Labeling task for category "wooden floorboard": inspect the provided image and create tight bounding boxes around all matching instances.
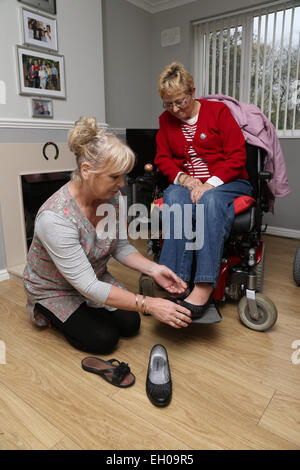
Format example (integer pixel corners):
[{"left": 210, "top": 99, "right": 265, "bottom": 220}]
[{"left": 0, "top": 234, "right": 300, "bottom": 450}]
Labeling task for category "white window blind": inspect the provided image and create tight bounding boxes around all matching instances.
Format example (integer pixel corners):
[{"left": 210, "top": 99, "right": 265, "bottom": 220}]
[{"left": 193, "top": 1, "right": 300, "bottom": 136}]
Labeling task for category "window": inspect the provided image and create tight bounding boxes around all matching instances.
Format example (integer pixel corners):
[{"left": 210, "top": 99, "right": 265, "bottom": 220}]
[{"left": 193, "top": 1, "right": 300, "bottom": 136}]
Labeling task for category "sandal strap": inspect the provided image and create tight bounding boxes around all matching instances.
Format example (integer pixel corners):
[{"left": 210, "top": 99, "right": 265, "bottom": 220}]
[
  {"left": 110, "top": 361, "right": 131, "bottom": 385},
  {"left": 107, "top": 358, "right": 121, "bottom": 366}
]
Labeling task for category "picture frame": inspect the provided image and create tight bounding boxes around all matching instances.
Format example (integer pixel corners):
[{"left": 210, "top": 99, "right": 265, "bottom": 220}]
[
  {"left": 17, "top": 46, "right": 66, "bottom": 99},
  {"left": 31, "top": 98, "right": 53, "bottom": 118},
  {"left": 18, "top": 0, "right": 56, "bottom": 15},
  {"left": 22, "top": 8, "right": 58, "bottom": 52}
]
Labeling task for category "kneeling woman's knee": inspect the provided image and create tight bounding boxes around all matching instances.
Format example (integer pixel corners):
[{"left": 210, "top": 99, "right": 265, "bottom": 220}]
[
  {"left": 65, "top": 326, "right": 119, "bottom": 355},
  {"left": 123, "top": 311, "right": 141, "bottom": 337},
  {"left": 90, "top": 328, "right": 120, "bottom": 354},
  {"left": 114, "top": 310, "right": 141, "bottom": 337}
]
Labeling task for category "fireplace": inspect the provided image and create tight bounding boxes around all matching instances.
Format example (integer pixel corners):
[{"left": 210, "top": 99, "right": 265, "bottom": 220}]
[
  {"left": 0, "top": 141, "right": 75, "bottom": 279},
  {"left": 22, "top": 171, "right": 72, "bottom": 250}
]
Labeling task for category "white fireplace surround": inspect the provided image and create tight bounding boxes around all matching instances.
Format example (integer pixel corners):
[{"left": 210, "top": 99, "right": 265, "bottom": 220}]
[
  {"left": 0, "top": 120, "right": 127, "bottom": 281},
  {"left": 0, "top": 141, "right": 76, "bottom": 280}
]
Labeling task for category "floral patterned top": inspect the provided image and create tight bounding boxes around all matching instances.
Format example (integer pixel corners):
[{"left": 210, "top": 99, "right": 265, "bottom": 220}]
[{"left": 23, "top": 182, "right": 137, "bottom": 327}]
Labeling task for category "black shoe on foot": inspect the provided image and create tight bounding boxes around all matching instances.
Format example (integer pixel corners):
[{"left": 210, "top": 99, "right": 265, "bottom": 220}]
[
  {"left": 166, "top": 295, "right": 222, "bottom": 324},
  {"left": 181, "top": 295, "right": 213, "bottom": 320},
  {"left": 146, "top": 344, "right": 172, "bottom": 407}
]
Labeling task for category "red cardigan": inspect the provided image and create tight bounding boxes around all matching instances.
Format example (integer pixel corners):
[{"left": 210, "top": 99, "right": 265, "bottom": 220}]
[{"left": 154, "top": 99, "right": 248, "bottom": 184}]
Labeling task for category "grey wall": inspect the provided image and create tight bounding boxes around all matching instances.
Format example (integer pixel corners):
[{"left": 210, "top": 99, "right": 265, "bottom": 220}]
[
  {"left": 0, "top": 0, "right": 107, "bottom": 271},
  {"left": 0, "top": 0, "right": 298, "bottom": 273},
  {"left": 264, "top": 139, "right": 300, "bottom": 231},
  {"left": 149, "top": 0, "right": 281, "bottom": 125},
  {"left": 0, "top": 0, "right": 106, "bottom": 123},
  {"left": 149, "top": 0, "right": 299, "bottom": 231},
  {"left": 102, "top": 0, "right": 152, "bottom": 128},
  {"left": 103, "top": 0, "right": 283, "bottom": 128}
]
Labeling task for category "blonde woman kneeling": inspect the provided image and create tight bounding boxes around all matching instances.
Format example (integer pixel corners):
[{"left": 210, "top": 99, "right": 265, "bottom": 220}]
[{"left": 23, "top": 117, "right": 191, "bottom": 354}]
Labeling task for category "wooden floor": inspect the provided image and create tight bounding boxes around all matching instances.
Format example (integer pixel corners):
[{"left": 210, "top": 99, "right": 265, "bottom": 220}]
[{"left": 0, "top": 235, "right": 300, "bottom": 450}]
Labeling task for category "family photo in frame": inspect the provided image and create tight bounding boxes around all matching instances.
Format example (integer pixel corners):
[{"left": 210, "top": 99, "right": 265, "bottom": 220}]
[
  {"left": 22, "top": 8, "right": 58, "bottom": 52},
  {"left": 17, "top": 46, "right": 65, "bottom": 99},
  {"left": 31, "top": 98, "right": 53, "bottom": 118}
]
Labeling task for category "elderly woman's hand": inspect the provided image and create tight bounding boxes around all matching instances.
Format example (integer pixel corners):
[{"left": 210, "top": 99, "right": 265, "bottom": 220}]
[
  {"left": 149, "top": 264, "right": 187, "bottom": 295},
  {"left": 184, "top": 176, "right": 202, "bottom": 191},
  {"left": 190, "top": 182, "right": 214, "bottom": 204}
]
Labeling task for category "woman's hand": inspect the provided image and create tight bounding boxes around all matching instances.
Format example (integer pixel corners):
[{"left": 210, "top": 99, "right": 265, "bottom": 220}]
[
  {"left": 149, "top": 264, "right": 187, "bottom": 295},
  {"left": 183, "top": 177, "right": 214, "bottom": 204},
  {"left": 146, "top": 297, "right": 192, "bottom": 329},
  {"left": 190, "top": 182, "right": 214, "bottom": 204},
  {"left": 184, "top": 176, "right": 202, "bottom": 192}
]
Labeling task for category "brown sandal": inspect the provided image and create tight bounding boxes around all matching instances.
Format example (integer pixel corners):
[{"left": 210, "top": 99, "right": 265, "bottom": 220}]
[{"left": 81, "top": 357, "right": 135, "bottom": 388}]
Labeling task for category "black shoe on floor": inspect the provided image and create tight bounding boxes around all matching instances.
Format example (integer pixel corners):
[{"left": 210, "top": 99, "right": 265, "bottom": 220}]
[{"left": 146, "top": 344, "right": 172, "bottom": 407}]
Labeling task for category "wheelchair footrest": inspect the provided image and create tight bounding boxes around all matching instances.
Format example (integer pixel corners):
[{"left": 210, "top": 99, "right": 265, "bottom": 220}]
[{"left": 192, "top": 302, "right": 222, "bottom": 324}]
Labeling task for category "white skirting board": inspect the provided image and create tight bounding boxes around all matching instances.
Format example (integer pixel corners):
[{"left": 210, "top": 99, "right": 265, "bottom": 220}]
[
  {"left": 0, "top": 269, "right": 9, "bottom": 282},
  {"left": 265, "top": 225, "right": 300, "bottom": 240}
]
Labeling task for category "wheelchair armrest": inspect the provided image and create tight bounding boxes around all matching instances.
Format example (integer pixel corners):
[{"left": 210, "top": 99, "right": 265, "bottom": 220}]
[{"left": 258, "top": 170, "right": 273, "bottom": 180}]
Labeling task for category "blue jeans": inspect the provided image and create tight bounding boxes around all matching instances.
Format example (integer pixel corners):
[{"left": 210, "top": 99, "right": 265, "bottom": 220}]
[{"left": 159, "top": 179, "right": 253, "bottom": 287}]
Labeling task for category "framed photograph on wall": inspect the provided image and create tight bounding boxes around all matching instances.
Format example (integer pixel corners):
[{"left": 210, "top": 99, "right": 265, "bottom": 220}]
[
  {"left": 17, "top": 46, "right": 66, "bottom": 99},
  {"left": 18, "top": 0, "right": 56, "bottom": 15},
  {"left": 32, "top": 98, "right": 53, "bottom": 118},
  {"left": 22, "top": 8, "right": 58, "bottom": 52}
]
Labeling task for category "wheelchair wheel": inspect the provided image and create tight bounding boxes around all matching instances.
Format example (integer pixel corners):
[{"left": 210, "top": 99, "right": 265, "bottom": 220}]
[
  {"left": 238, "top": 293, "right": 277, "bottom": 332},
  {"left": 293, "top": 243, "right": 300, "bottom": 286}
]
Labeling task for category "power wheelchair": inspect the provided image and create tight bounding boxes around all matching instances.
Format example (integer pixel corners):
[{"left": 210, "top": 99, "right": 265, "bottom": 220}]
[{"left": 132, "top": 142, "right": 278, "bottom": 332}]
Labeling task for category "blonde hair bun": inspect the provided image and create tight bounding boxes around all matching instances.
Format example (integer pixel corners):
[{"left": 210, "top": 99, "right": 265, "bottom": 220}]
[
  {"left": 68, "top": 115, "right": 135, "bottom": 183},
  {"left": 68, "top": 116, "right": 99, "bottom": 156}
]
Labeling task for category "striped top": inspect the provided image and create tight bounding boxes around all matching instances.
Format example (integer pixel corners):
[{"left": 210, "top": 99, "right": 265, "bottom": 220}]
[{"left": 181, "top": 117, "right": 210, "bottom": 179}]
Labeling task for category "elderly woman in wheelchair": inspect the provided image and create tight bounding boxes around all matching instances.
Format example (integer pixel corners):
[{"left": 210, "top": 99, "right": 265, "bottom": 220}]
[{"left": 140, "top": 61, "right": 277, "bottom": 331}]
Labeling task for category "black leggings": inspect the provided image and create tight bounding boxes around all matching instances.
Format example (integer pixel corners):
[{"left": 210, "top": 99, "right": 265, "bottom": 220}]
[{"left": 35, "top": 303, "right": 141, "bottom": 354}]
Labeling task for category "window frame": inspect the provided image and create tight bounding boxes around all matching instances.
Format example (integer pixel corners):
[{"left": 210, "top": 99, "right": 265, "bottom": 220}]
[{"left": 192, "top": 0, "right": 300, "bottom": 138}]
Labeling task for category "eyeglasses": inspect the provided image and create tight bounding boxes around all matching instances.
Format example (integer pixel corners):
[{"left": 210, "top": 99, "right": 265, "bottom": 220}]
[{"left": 162, "top": 95, "right": 190, "bottom": 110}]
